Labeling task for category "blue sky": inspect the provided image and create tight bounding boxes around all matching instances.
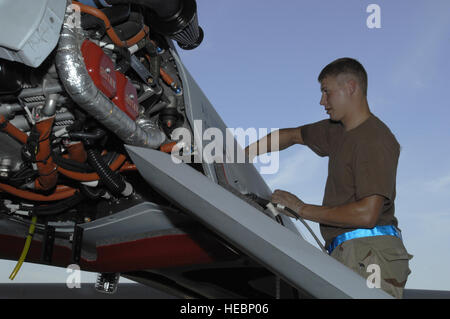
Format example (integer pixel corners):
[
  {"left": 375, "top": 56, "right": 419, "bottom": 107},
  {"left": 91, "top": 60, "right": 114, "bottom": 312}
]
[{"left": 1, "top": 0, "right": 449, "bottom": 292}]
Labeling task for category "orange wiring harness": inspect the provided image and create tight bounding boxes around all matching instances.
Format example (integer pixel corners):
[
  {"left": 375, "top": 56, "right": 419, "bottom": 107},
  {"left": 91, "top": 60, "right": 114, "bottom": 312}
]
[
  {"left": 0, "top": 153, "right": 129, "bottom": 200},
  {"left": 0, "top": 115, "right": 130, "bottom": 200},
  {"left": 34, "top": 117, "right": 59, "bottom": 191},
  {"left": 0, "top": 183, "right": 77, "bottom": 202}
]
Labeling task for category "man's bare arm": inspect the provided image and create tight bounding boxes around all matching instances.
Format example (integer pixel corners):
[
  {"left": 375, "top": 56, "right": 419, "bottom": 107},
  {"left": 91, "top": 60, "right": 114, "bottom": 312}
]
[
  {"left": 272, "top": 190, "right": 384, "bottom": 229},
  {"left": 300, "top": 195, "right": 384, "bottom": 228},
  {"left": 245, "top": 127, "right": 304, "bottom": 160}
]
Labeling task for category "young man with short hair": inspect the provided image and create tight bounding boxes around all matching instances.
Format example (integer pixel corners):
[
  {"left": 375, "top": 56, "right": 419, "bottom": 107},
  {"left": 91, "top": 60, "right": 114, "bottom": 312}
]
[{"left": 246, "top": 57, "right": 412, "bottom": 298}]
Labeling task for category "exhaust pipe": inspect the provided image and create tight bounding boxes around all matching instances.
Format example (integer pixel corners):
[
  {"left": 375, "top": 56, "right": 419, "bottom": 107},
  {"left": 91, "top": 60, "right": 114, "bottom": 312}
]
[{"left": 55, "top": 3, "right": 166, "bottom": 149}]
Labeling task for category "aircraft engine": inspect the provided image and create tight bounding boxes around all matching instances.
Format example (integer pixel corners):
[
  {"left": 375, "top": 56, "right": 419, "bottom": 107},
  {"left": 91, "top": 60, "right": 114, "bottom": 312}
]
[{"left": 0, "top": 0, "right": 201, "bottom": 222}]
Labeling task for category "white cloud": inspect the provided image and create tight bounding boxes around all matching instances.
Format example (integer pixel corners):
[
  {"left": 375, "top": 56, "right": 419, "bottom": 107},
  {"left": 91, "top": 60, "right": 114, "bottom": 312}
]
[{"left": 425, "top": 173, "right": 450, "bottom": 193}]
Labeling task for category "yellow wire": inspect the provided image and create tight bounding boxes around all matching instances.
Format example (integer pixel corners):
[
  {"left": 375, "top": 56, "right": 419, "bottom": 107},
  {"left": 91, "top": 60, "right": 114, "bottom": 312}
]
[{"left": 9, "top": 216, "right": 37, "bottom": 280}]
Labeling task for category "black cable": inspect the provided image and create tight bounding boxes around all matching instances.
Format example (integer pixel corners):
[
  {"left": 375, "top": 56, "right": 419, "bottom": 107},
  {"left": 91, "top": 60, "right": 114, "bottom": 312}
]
[
  {"left": 28, "top": 193, "right": 85, "bottom": 217},
  {"left": 51, "top": 151, "right": 93, "bottom": 173},
  {"left": 69, "top": 129, "right": 106, "bottom": 141},
  {"left": 22, "top": 127, "right": 40, "bottom": 163},
  {"left": 277, "top": 205, "right": 327, "bottom": 254},
  {"left": 8, "top": 165, "right": 37, "bottom": 183},
  {"left": 86, "top": 147, "right": 126, "bottom": 196},
  {"left": 51, "top": 149, "right": 117, "bottom": 173},
  {"left": 113, "top": 45, "right": 131, "bottom": 73},
  {"left": 145, "top": 39, "right": 161, "bottom": 83}
]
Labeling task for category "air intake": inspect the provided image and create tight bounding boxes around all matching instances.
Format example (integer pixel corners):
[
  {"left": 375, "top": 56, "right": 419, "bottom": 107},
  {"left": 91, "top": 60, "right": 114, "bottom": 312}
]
[
  {"left": 104, "top": 0, "right": 204, "bottom": 50},
  {"left": 145, "top": 0, "right": 203, "bottom": 50}
]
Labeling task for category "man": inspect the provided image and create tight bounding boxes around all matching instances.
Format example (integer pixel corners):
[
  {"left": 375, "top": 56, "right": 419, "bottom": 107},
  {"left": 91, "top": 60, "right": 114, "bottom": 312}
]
[{"left": 245, "top": 58, "right": 412, "bottom": 298}]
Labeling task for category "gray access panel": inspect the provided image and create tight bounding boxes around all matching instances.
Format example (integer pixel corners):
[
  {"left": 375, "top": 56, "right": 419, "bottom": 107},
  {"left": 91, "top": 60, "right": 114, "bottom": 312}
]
[
  {"left": 126, "top": 145, "right": 392, "bottom": 299},
  {"left": 0, "top": 0, "right": 66, "bottom": 67}
]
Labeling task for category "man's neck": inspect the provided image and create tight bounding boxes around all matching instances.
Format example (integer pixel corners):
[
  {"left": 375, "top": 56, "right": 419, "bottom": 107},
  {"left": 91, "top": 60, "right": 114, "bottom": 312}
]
[{"left": 342, "top": 100, "right": 371, "bottom": 131}]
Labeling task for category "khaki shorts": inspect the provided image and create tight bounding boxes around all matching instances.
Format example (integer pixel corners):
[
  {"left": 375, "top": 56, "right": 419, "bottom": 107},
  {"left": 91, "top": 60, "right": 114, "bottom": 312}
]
[{"left": 330, "top": 235, "right": 413, "bottom": 298}]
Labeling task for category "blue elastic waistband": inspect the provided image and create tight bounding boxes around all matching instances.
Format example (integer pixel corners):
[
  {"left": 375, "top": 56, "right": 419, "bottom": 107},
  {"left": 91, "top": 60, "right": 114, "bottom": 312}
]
[{"left": 327, "top": 225, "right": 400, "bottom": 255}]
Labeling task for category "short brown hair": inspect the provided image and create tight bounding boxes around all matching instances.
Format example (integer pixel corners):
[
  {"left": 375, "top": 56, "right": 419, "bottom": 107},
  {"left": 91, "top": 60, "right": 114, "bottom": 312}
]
[{"left": 318, "top": 58, "right": 368, "bottom": 96}]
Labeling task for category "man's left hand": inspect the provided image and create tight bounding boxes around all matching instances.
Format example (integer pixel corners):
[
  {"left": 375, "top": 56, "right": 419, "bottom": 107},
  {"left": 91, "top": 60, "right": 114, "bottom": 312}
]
[{"left": 271, "top": 189, "right": 305, "bottom": 217}]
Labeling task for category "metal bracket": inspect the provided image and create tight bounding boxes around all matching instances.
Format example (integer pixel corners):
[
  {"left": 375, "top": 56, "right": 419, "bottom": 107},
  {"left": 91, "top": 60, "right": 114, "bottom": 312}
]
[
  {"left": 40, "top": 224, "right": 55, "bottom": 264},
  {"left": 71, "top": 225, "right": 83, "bottom": 265}
]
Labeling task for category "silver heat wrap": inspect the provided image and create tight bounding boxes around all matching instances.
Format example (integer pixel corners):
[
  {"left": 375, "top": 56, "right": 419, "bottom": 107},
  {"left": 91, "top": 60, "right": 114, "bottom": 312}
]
[{"left": 55, "top": 4, "right": 166, "bottom": 149}]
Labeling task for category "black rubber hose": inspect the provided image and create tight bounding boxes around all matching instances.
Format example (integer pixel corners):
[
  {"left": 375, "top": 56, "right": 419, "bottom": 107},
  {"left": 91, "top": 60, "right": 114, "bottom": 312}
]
[
  {"left": 86, "top": 147, "right": 126, "bottom": 196},
  {"left": 113, "top": 45, "right": 131, "bottom": 73},
  {"left": 31, "top": 193, "right": 85, "bottom": 216},
  {"left": 145, "top": 40, "right": 160, "bottom": 82},
  {"left": 81, "top": 4, "right": 131, "bottom": 29},
  {"left": 51, "top": 150, "right": 116, "bottom": 173},
  {"left": 109, "top": 12, "right": 144, "bottom": 42},
  {"left": 69, "top": 129, "right": 106, "bottom": 141},
  {"left": 105, "top": 0, "right": 181, "bottom": 19}
]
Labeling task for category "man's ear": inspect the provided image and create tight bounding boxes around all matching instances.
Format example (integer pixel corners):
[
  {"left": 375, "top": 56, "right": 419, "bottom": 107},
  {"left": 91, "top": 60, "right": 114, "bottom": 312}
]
[{"left": 346, "top": 78, "right": 358, "bottom": 96}]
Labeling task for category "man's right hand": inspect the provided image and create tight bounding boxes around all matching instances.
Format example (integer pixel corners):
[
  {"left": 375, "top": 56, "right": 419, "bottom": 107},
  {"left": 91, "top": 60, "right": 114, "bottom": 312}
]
[{"left": 244, "top": 127, "right": 304, "bottom": 163}]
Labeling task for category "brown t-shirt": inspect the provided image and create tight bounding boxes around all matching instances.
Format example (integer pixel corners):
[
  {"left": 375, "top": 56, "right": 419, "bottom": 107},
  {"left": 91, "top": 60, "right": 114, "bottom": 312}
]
[{"left": 301, "top": 114, "right": 400, "bottom": 247}]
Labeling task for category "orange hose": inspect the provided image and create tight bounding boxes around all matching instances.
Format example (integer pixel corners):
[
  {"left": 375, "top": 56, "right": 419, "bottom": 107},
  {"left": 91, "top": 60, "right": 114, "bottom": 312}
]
[
  {"left": 160, "top": 141, "right": 177, "bottom": 153},
  {"left": 0, "top": 183, "right": 77, "bottom": 202},
  {"left": 55, "top": 185, "right": 73, "bottom": 193},
  {"left": 72, "top": 1, "right": 148, "bottom": 47},
  {"left": 160, "top": 68, "right": 176, "bottom": 87},
  {"left": 119, "top": 162, "right": 137, "bottom": 172},
  {"left": 0, "top": 115, "right": 28, "bottom": 144},
  {"left": 34, "top": 117, "right": 58, "bottom": 191},
  {"left": 67, "top": 142, "right": 88, "bottom": 163},
  {"left": 57, "top": 154, "right": 127, "bottom": 182}
]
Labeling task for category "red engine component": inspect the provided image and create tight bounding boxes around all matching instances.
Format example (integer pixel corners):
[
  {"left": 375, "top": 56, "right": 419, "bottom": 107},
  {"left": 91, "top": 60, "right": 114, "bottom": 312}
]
[
  {"left": 81, "top": 39, "right": 139, "bottom": 120},
  {"left": 113, "top": 71, "right": 139, "bottom": 120},
  {"left": 81, "top": 40, "right": 117, "bottom": 98}
]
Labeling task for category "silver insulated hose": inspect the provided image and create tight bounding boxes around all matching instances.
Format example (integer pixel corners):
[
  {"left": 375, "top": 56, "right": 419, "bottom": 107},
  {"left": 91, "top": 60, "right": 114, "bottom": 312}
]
[{"left": 55, "top": 3, "right": 166, "bottom": 149}]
